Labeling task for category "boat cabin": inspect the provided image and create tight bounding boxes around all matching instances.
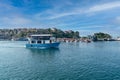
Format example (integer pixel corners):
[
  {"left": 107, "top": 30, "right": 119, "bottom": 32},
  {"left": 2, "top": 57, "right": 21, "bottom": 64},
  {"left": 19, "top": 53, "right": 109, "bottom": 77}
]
[{"left": 28, "top": 34, "right": 56, "bottom": 44}]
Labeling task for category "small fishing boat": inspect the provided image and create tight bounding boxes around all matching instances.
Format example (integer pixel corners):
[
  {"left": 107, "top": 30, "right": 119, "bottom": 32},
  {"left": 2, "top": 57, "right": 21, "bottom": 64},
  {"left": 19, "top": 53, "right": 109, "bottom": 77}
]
[
  {"left": 26, "top": 34, "right": 60, "bottom": 49},
  {"left": 85, "top": 39, "right": 91, "bottom": 43}
]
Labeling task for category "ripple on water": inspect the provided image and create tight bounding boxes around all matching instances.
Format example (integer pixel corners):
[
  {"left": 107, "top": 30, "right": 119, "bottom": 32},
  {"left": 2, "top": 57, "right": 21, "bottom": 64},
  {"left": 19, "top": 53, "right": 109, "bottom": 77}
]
[{"left": 0, "top": 41, "right": 120, "bottom": 79}]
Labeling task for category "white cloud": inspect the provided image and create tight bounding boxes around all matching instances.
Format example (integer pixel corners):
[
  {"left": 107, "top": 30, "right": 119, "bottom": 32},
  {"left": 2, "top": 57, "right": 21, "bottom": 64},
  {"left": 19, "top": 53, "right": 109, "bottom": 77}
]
[
  {"left": 35, "top": 1, "right": 120, "bottom": 20},
  {"left": 116, "top": 16, "right": 120, "bottom": 23},
  {"left": 34, "top": 9, "right": 82, "bottom": 20},
  {"left": 1, "top": 17, "right": 31, "bottom": 25},
  {"left": 111, "top": 16, "right": 120, "bottom": 25},
  {"left": 0, "top": 3, "right": 13, "bottom": 10},
  {"left": 87, "top": 1, "right": 120, "bottom": 13},
  {"left": 48, "top": 11, "right": 81, "bottom": 19}
]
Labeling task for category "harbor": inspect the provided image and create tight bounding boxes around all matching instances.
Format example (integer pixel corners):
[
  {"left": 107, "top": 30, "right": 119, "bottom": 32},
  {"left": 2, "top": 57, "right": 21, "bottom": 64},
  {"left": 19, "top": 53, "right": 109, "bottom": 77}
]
[{"left": 0, "top": 0, "right": 120, "bottom": 79}]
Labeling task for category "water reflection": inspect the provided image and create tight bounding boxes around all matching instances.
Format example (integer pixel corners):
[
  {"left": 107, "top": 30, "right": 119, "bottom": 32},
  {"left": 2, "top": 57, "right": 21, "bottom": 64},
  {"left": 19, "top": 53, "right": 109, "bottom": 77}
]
[
  {"left": 92, "top": 42, "right": 107, "bottom": 48},
  {"left": 28, "top": 48, "right": 59, "bottom": 53},
  {"left": 27, "top": 48, "right": 60, "bottom": 61}
]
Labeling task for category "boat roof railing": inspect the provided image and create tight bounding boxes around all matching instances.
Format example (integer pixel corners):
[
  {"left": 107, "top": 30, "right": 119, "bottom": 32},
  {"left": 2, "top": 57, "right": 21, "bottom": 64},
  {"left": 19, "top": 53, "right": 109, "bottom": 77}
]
[{"left": 30, "top": 34, "right": 52, "bottom": 37}]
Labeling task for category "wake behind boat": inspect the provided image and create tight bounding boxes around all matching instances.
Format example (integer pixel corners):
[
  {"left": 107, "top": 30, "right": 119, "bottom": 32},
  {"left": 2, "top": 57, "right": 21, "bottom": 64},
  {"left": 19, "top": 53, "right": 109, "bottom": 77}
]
[{"left": 26, "top": 34, "right": 60, "bottom": 49}]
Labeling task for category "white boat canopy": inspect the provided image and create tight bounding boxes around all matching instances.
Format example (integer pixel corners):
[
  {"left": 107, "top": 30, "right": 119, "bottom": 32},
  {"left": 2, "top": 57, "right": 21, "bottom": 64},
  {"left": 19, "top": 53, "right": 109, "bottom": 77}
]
[{"left": 30, "top": 34, "right": 52, "bottom": 37}]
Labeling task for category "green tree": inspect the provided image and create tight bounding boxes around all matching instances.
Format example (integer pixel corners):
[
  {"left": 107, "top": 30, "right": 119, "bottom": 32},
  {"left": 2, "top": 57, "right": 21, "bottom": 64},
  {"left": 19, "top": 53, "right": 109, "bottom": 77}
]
[{"left": 93, "top": 32, "right": 112, "bottom": 39}]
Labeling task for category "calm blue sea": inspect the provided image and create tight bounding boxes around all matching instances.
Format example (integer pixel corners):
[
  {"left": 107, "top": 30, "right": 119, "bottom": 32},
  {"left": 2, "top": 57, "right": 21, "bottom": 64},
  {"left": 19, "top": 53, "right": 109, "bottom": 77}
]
[{"left": 0, "top": 41, "right": 120, "bottom": 80}]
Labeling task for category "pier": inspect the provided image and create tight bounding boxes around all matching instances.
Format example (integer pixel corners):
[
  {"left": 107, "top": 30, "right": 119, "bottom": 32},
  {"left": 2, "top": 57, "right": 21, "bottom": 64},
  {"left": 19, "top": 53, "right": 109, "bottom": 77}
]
[{"left": 57, "top": 38, "right": 91, "bottom": 43}]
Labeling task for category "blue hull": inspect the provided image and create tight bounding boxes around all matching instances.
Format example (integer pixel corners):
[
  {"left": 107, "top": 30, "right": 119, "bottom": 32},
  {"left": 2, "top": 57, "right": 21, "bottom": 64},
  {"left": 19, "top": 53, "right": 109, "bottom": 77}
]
[{"left": 26, "top": 42, "right": 60, "bottom": 49}]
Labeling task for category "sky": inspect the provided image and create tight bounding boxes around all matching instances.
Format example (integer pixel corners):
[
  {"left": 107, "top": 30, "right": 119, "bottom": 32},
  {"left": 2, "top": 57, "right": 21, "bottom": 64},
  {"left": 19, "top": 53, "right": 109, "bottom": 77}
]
[{"left": 0, "top": 0, "right": 120, "bottom": 36}]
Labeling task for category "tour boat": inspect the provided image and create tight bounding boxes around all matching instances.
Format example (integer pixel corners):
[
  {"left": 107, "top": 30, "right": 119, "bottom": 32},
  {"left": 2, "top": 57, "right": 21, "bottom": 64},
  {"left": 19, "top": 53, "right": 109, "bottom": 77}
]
[{"left": 26, "top": 34, "right": 60, "bottom": 49}]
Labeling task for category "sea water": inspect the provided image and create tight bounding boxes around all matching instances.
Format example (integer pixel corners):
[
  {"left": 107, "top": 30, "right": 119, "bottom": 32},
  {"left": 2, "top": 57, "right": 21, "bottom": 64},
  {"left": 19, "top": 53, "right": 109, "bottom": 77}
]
[{"left": 0, "top": 41, "right": 120, "bottom": 80}]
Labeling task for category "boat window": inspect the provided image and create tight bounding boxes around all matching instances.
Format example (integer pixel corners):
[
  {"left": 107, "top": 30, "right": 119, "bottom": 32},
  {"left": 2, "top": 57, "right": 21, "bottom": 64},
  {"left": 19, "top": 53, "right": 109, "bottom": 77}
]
[
  {"left": 43, "top": 40, "right": 45, "bottom": 44},
  {"left": 50, "top": 40, "right": 52, "bottom": 43},
  {"left": 31, "top": 41, "right": 36, "bottom": 43},
  {"left": 37, "top": 41, "right": 41, "bottom": 43}
]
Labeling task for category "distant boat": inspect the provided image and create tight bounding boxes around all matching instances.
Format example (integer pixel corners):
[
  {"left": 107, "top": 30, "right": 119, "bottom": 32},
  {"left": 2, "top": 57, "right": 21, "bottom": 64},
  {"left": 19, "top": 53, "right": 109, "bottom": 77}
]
[
  {"left": 84, "top": 39, "right": 91, "bottom": 43},
  {"left": 26, "top": 34, "right": 60, "bottom": 49},
  {"left": 86, "top": 40, "right": 91, "bottom": 43}
]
